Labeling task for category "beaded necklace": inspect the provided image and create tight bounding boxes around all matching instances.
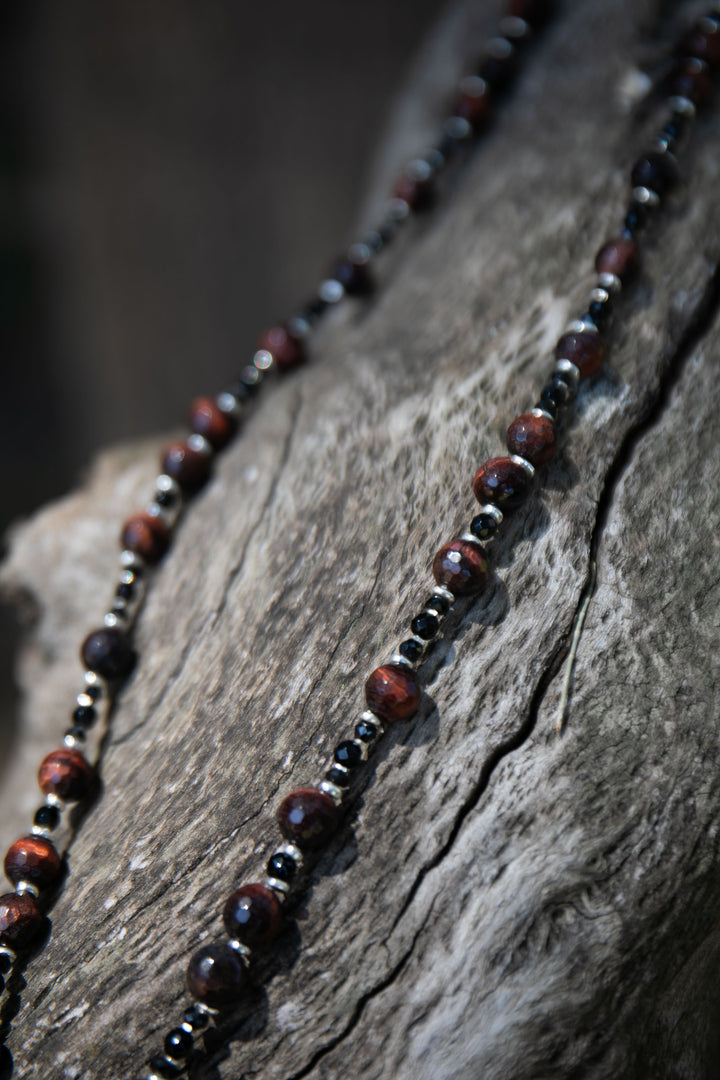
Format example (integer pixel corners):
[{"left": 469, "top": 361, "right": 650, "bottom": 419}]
[{"left": 2, "top": 0, "right": 720, "bottom": 1076}]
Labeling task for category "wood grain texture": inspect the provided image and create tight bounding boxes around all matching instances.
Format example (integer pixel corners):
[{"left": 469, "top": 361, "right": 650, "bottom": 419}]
[{"left": 2, "top": 1, "right": 720, "bottom": 1077}]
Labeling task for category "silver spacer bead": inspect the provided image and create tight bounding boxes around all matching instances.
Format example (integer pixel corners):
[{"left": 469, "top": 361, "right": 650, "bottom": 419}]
[
  {"left": 565, "top": 317, "right": 597, "bottom": 335},
  {"left": 432, "top": 583, "right": 455, "bottom": 603},
  {"left": 119, "top": 549, "right": 145, "bottom": 572},
  {"left": 443, "top": 115, "right": 472, "bottom": 142},
  {"left": 476, "top": 503, "right": 503, "bottom": 526},
  {"left": 459, "top": 531, "right": 483, "bottom": 545},
  {"left": 405, "top": 158, "right": 433, "bottom": 183},
  {"left": 386, "top": 197, "right": 410, "bottom": 222},
  {"left": 103, "top": 611, "right": 126, "bottom": 629},
  {"left": 275, "top": 842, "right": 304, "bottom": 870},
  {"left": 632, "top": 185, "right": 660, "bottom": 208},
  {"left": 0, "top": 945, "right": 17, "bottom": 966},
  {"left": 319, "top": 279, "right": 344, "bottom": 304},
  {"left": 499, "top": 15, "right": 531, "bottom": 40},
  {"left": 194, "top": 1001, "right": 220, "bottom": 1017},
  {"left": 509, "top": 454, "right": 535, "bottom": 479},
  {"left": 227, "top": 940, "right": 253, "bottom": 962},
  {"left": 590, "top": 286, "right": 611, "bottom": 306},
  {"left": 487, "top": 36, "right": 514, "bottom": 60},
  {"left": 264, "top": 876, "right": 290, "bottom": 900},
  {"left": 31, "top": 823, "right": 53, "bottom": 838},
  {"left": 84, "top": 670, "right": 104, "bottom": 696},
  {"left": 458, "top": 74, "right": 488, "bottom": 98},
  {"left": 15, "top": 881, "right": 40, "bottom": 899},
  {"left": 597, "top": 272, "right": 622, "bottom": 294},
  {"left": 668, "top": 94, "right": 696, "bottom": 118},
  {"left": 253, "top": 348, "right": 274, "bottom": 372},
  {"left": 180, "top": 1021, "right": 194, "bottom": 1035},
  {"left": 216, "top": 391, "right": 241, "bottom": 418},
  {"left": 319, "top": 780, "right": 344, "bottom": 805},
  {"left": 531, "top": 406, "right": 555, "bottom": 422},
  {"left": 76, "top": 692, "right": 95, "bottom": 710},
  {"left": 64, "top": 731, "right": 83, "bottom": 749},
  {"left": 45, "top": 793, "right": 65, "bottom": 811},
  {"left": 187, "top": 433, "right": 213, "bottom": 457},
  {"left": 155, "top": 473, "right": 181, "bottom": 501},
  {"left": 554, "top": 359, "right": 580, "bottom": 384}
]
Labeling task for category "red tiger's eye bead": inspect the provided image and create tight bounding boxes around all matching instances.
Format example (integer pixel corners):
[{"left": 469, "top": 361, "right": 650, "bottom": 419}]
[
  {"left": 432, "top": 539, "right": 488, "bottom": 596},
  {"left": 594, "top": 237, "right": 639, "bottom": 284},
  {"left": 189, "top": 396, "right": 237, "bottom": 449},
  {"left": 506, "top": 411, "right": 556, "bottom": 465},
  {"left": 4, "top": 836, "right": 62, "bottom": 890},
  {"left": 120, "top": 511, "right": 170, "bottom": 565},
  {"left": 673, "top": 58, "right": 713, "bottom": 106},
  {"left": 161, "top": 440, "right": 212, "bottom": 494},
  {"left": 453, "top": 77, "right": 492, "bottom": 129},
  {"left": 186, "top": 942, "right": 246, "bottom": 1008},
  {"left": 365, "top": 663, "right": 421, "bottom": 722},
  {"left": 257, "top": 325, "right": 306, "bottom": 372},
  {"left": 277, "top": 788, "right": 340, "bottom": 850},
  {"left": 554, "top": 330, "right": 605, "bottom": 378},
  {"left": 81, "top": 626, "right": 135, "bottom": 680},
  {"left": 0, "top": 892, "right": 43, "bottom": 948},
  {"left": 38, "top": 748, "right": 93, "bottom": 802},
  {"left": 222, "top": 883, "right": 282, "bottom": 946},
  {"left": 472, "top": 455, "right": 532, "bottom": 509}
]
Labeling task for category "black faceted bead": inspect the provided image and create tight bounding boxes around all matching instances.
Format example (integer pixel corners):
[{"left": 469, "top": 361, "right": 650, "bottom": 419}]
[
  {"left": 540, "top": 384, "right": 564, "bottom": 411},
  {"left": 588, "top": 298, "right": 611, "bottom": 327},
  {"left": 355, "top": 718, "right": 381, "bottom": 742},
  {"left": 115, "top": 581, "right": 134, "bottom": 600},
  {"left": 398, "top": 639, "right": 424, "bottom": 664},
  {"left": 470, "top": 513, "right": 498, "bottom": 542},
  {"left": 33, "top": 805, "right": 60, "bottom": 830},
  {"left": 410, "top": 611, "right": 440, "bottom": 640},
  {"left": 84, "top": 683, "right": 102, "bottom": 701},
  {"left": 427, "top": 591, "right": 452, "bottom": 615},
  {"left": 148, "top": 1057, "right": 182, "bottom": 1079},
  {"left": 303, "top": 296, "right": 329, "bottom": 320},
  {"left": 548, "top": 376, "right": 570, "bottom": 403},
  {"left": 154, "top": 488, "right": 177, "bottom": 509},
  {"left": 334, "top": 741, "right": 362, "bottom": 769},
  {"left": 266, "top": 851, "right": 298, "bottom": 884},
  {"left": 631, "top": 151, "right": 679, "bottom": 197},
  {"left": 326, "top": 766, "right": 350, "bottom": 788},
  {"left": 536, "top": 397, "right": 558, "bottom": 420},
  {"left": 72, "top": 704, "right": 96, "bottom": 726},
  {"left": 182, "top": 1005, "right": 209, "bottom": 1031},
  {"left": 164, "top": 1028, "right": 193, "bottom": 1060}
]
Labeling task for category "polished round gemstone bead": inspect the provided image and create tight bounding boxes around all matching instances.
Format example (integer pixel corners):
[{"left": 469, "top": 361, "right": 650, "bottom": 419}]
[
  {"left": 469, "top": 512, "right": 499, "bottom": 542},
  {"left": 673, "top": 58, "right": 713, "bottom": 105},
  {"left": 164, "top": 1027, "right": 193, "bottom": 1060},
  {"left": 161, "top": 440, "right": 211, "bottom": 494},
  {"left": 595, "top": 236, "right": 639, "bottom": 284},
  {"left": 0, "top": 891, "right": 43, "bottom": 948},
  {"left": 453, "top": 77, "right": 492, "bottom": 129},
  {"left": 223, "top": 883, "right": 281, "bottom": 946},
  {"left": 38, "top": 748, "right": 93, "bottom": 802},
  {"left": 120, "top": 511, "right": 170, "bottom": 565},
  {"left": 81, "top": 626, "right": 135, "bottom": 680},
  {"left": 277, "top": 787, "right": 340, "bottom": 849},
  {"left": 257, "top": 325, "right": 306, "bottom": 372},
  {"left": 4, "top": 836, "right": 62, "bottom": 890},
  {"left": 33, "top": 805, "right": 60, "bottom": 831},
  {"left": 630, "top": 152, "right": 679, "bottom": 197},
  {"left": 334, "top": 741, "right": 362, "bottom": 769},
  {"left": 506, "top": 411, "right": 556, "bottom": 465},
  {"left": 554, "top": 330, "right": 605, "bottom": 378},
  {"left": 410, "top": 611, "right": 440, "bottom": 640},
  {"left": 266, "top": 851, "right": 298, "bottom": 883},
  {"left": 365, "top": 663, "right": 421, "bottom": 722},
  {"left": 186, "top": 942, "right": 246, "bottom": 1008},
  {"left": 472, "top": 456, "right": 533, "bottom": 509},
  {"left": 189, "top": 396, "right": 237, "bottom": 450},
  {"left": 328, "top": 255, "right": 373, "bottom": 296},
  {"left": 397, "top": 639, "right": 424, "bottom": 665},
  {"left": 432, "top": 539, "right": 488, "bottom": 596}
]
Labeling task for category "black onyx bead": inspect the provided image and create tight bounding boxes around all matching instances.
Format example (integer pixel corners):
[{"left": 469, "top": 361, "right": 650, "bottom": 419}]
[
  {"left": 182, "top": 1005, "right": 209, "bottom": 1031},
  {"left": 540, "top": 384, "right": 564, "bottom": 410},
  {"left": 72, "top": 704, "right": 96, "bottom": 726},
  {"left": 154, "top": 488, "right": 177, "bottom": 509},
  {"left": 302, "top": 296, "right": 329, "bottom": 320},
  {"left": 536, "top": 397, "right": 557, "bottom": 420},
  {"left": 0, "top": 953, "right": 12, "bottom": 975},
  {"left": 630, "top": 151, "right": 679, "bottom": 197},
  {"left": 588, "top": 299, "right": 611, "bottom": 327},
  {"left": 334, "top": 741, "right": 362, "bottom": 769},
  {"left": 84, "top": 683, "right": 102, "bottom": 701},
  {"left": 164, "top": 1027, "right": 194, "bottom": 1060},
  {"left": 33, "top": 805, "right": 60, "bottom": 830},
  {"left": 266, "top": 851, "right": 298, "bottom": 884},
  {"left": 355, "top": 718, "right": 381, "bottom": 742},
  {"left": 148, "top": 1057, "right": 182, "bottom": 1079},
  {"left": 470, "top": 513, "right": 498, "bottom": 542},
  {"left": 64, "top": 726, "right": 86, "bottom": 743},
  {"left": 427, "top": 591, "right": 452, "bottom": 615},
  {"left": 545, "top": 377, "right": 570, "bottom": 404},
  {"left": 326, "top": 767, "right": 350, "bottom": 788},
  {"left": 410, "top": 611, "right": 440, "bottom": 640},
  {"left": 398, "top": 639, "right": 424, "bottom": 664},
  {"left": 116, "top": 581, "right": 134, "bottom": 600}
]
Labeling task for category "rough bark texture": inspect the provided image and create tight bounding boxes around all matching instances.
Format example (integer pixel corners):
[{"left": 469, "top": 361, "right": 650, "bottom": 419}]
[{"left": 2, "top": 1, "right": 720, "bottom": 1077}]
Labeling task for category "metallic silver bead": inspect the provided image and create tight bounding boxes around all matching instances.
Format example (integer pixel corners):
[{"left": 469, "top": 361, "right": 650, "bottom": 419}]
[
  {"left": 597, "top": 271, "right": 622, "bottom": 294},
  {"left": 119, "top": 549, "right": 145, "bottom": 573},
  {"left": 459, "top": 531, "right": 484, "bottom": 545},
  {"left": 487, "top": 36, "right": 514, "bottom": 61},
  {"left": 155, "top": 473, "right": 181, "bottom": 500},
  {"left": 103, "top": 611, "right": 125, "bottom": 629},
  {"left": 0, "top": 945, "right": 17, "bottom": 967},
  {"left": 253, "top": 348, "right": 274, "bottom": 372},
  {"left": 668, "top": 94, "right": 696, "bottom": 118},
  {"left": 84, "top": 670, "right": 104, "bottom": 695},
  {"left": 554, "top": 359, "right": 580, "bottom": 385},
  {"left": 565, "top": 317, "right": 597, "bottom": 335},
  {"left": 275, "top": 842, "right": 303, "bottom": 869},
  {"left": 391, "top": 648, "right": 422, "bottom": 669},
  {"left": 531, "top": 406, "right": 555, "bottom": 422},
  {"left": 264, "top": 876, "right": 290, "bottom": 900},
  {"left": 31, "top": 823, "right": 53, "bottom": 838},
  {"left": 15, "top": 881, "right": 40, "bottom": 899},
  {"left": 509, "top": 454, "right": 535, "bottom": 479},
  {"left": 432, "top": 584, "right": 455, "bottom": 604},
  {"left": 64, "top": 732, "right": 83, "bottom": 749},
  {"left": 406, "top": 158, "right": 433, "bottom": 183},
  {"left": 458, "top": 74, "right": 488, "bottom": 98},
  {"left": 443, "top": 115, "right": 471, "bottom": 141},
  {"left": 632, "top": 185, "right": 660, "bottom": 208},
  {"left": 187, "top": 433, "right": 213, "bottom": 457},
  {"left": 319, "top": 279, "right": 344, "bottom": 304},
  {"left": 180, "top": 1021, "right": 194, "bottom": 1035},
  {"left": 44, "top": 792, "right": 65, "bottom": 811},
  {"left": 227, "top": 940, "right": 253, "bottom": 961},
  {"left": 590, "top": 286, "right": 611, "bottom": 306},
  {"left": 386, "top": 197, "right": 410, "bottom": 222},
  {"left": 499, "top": 15, "right": 530, "bottom": 40},
  {"left": 319, "top": 780, "right": 343, "bottom": 804},
  {"left": 216, "top": 391, "right": 241, "bottom": 419},
  {"left": 76, "top": 692, "right": 95, "bottom": 710},
  {"left": 423, "top": 147, "right": 445, "bottom": 173},
  {"left": 476, "top": 503, "right": 503, "bottom": 526}
]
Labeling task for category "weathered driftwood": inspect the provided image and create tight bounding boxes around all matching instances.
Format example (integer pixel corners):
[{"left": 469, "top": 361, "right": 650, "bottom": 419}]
[{"left": 2, "top": 1, "right": 720, "bottom": 1077}]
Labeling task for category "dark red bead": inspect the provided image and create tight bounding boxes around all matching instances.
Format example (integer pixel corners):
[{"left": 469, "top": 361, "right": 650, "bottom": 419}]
[
  {"left": 257, "top": 325, "right": 307, "bottom": 372},
  {"left": 472, "top": 455, "right": 532, "bottom": 509},
  {"left": 506, "top": 411, "right": 556, "bottom": 465},
  {"left": 453, "top": 79, "right": 492, "bottom": 129},
  {"left": 4, "top": 836, "right": 62, "bottom": 890},
  {"left": 631, "top": 152, "right": 679, "bottom": 197},
  {"left": 81, "top": 626, "right": 135, "bottom": 680},
  {"left": 277, "top": 787, "right": 339, "bottom": 850},
  {"left": 394, "top": 172, "right": 435, "bottom": 212},
  {"left": 38, "top": 748, "right": 93, "bottom": 802},
  {"left": 161, "top": 440, "right": 211, "bottom": 494},
  {"left": 682, "top": 25, "right": 720, "bottom": 67},
  {"left": 328, "top": 255, "right": 373, "bottom": 296},
  {"left": 673, "top": 58, "right": 713, "bottom": 106},
  {"left": 594, "top": 237, "right": 640, "bottom": 284},
  {"left": 222, "top": 883, "right": 282, "bottom": 946},
  {"left": 0, "top": 892, "right": 43, "bottom": 948},
  {"left": 120, "top": 511, "right": 170, "bottom": 565},
  {"left": 432, "top": 539, "right": 488, "bottom": 596},
  {"left": 554, "top": 330, "right": 605, "bottom": 378},
  {"left": 189, "top": 396, "right": 237, "bottom": 449},
  {"left": 365, "top": 663, "right": 421, "bottom": 723},
  {"left": 507, "top": 0, "right": 552, "bottom": 26},
  {"left": 186, "top": 942, "right": 246, "bottom": 1008}
]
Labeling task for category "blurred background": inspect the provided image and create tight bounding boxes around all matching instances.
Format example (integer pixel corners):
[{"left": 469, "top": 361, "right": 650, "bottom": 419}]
[{"left": 0, "top": 0, "right": 446, "bottom": 737}]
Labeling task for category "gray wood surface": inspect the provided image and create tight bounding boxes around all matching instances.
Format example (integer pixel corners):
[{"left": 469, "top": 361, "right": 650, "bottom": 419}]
[{"left": 2, "top": 0, "right": 720, "bottom": 1077}]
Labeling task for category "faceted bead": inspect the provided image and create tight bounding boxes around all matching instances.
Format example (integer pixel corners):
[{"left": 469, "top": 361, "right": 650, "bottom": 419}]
[
  {"left": 506, "top": 411, "right": 556, "bottom": 465},
  {"left": 326, "top": 766, "right": 350, "bottom": 788},
  {"left": 427, "top": 590, "right": 452, "bottom": 615},
  {"left": 472, "top": 456, "right": 533, "bottom": 509},
  {"left": 120, "top": 511, "right": 170, "bottom": 565},
  {"left": 398, "top": 639, "right": 424, "bottom": 665},
  {"left": 73, "top": 703, "right": 96, "bottom": 725},
  {"left": 682, "top": 25, "right": 720, "bottom": 66},
  {"left": 38, "top": 748, "right": 93, "bottom": 802},
  {"left": 161, "top": 440, "right": 211, "bottom": 494},
  {"left": 432, "top": 539, "right": 488, "bottom": 596},
  {"left": 33, "top": 805, "right": 60, "bottom": 831},
  {"left": 222, "top": 883, "right": 282, "bottom": 946},
  {"left": 328, "top": 255, "right": 373, "bottom": 296},
  {"left": 365, "top": 663, "right": 421, "bottom": 722},
  {"left": 4, "top": 836, "right": 62, "bottom": 890},
  {"left": 554, "top": 330, "right": 605, "bottom": 378},
  {"left": 673, "top": 58, "right": 713, "bottom": 106},
  {"left": 186, "top": 942, "right": 246, "bottom": 1008},
  {"left": 257, "top": 325, "right": 306, "bottom": 372},
  {"left": 355, "top": 717, "right": 381, "bottom": 742},
  {"left": 0, "top": 891, "right": 43, "bottom": 948},
  {"left": 277, "top": 788, "right": 340, "bottom": 850},
  {"left": 595, "top": 237, "right": 639, "bottom": 284},
  {"left": 189, "top": 396, "right": 237, "bottom": 450},
  {"left": 81, "top": 626, "right": 135, "bottom": 680},
  {"left": 470, "top": 512, "right": 499, "bottom": 542},
  {"left": 631, "top": 152, "right": 679, "bottom": 197},
  {"left": 164, "top": 1028, "right": 193, "bottom": 1060},
  {"left": 411, "top": 611, "right": 440, "bottom": 639},
  {"left": 266, "top": 851, "right": 298, "bottom": 883},
  {"left": 182, "top": 1005, "right": 209, "bottom": 1031},
  {"left": 334, "top": 741, "right": 362, "bottom": 768},
  {"left": 394, "top": 172, "right": 434, "bottom": 212},
  {"left": 453, "top": 79, "right": 492, "bottom": 129},
  {"left": 148, "top": 1057, "right": 181, "bottom": 1079},
  {"left": 507, "top": 0, "right": 552, "bottom": 24}
]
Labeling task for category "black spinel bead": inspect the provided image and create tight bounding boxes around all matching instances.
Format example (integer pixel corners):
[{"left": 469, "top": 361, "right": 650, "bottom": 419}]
[
  {"left": 470, "top": 513, "right": 498, "bottom": 542},
  {"left": 625, "top": 201, "right": 649, "bottom": 234},
  {"left": 548, "top": 376, "right": 570, "bottom": 403},
  {"left": 116, "top": 581, "right": 134, "bottom": 600},
  {"left": 588, "top": 299, "right": 611, "bottom": 327},
  {"left": 240, "top": 365, "right": 262, "bottom": 391},
  {"left": 34, "top": 805, "right": 60, "bottom": 830},
  {"left": 182, "top": 1005, "right": 209, "bottom": 1031},
  {"left": 164, "top": 1028, "right": 193, "bottom": 1060},
  {"left": 148, "top": 1057, "right": 182, "bottom": 1079},
  {"left": 0, "top": 953, "right": 12, "bottom": 975},
  {"left": 630, "top": 151, "right": 679, "bottom": 197},
  {"left": 398, "top": 638, "right": 424, "bottom": 664},
  {"left": 154, "top": 488, "right": 177, "bottom": 508},
  {"left": 303, "top": 296, "right": 329, "bottom": 321},
  {"left": 72, "top": 704, "right": 96, "bottom": 726},
  {"left": 536, "top": 397, "right": 558, "bottom": 420},
  {"left": 334, "top": 740, "right": 362, "bottom": 769},
  {"left": 427, "top": 591, "right": 452, "bottom": 615},
  {"left": 84, "top": 683, "right": 102, "bottom": 701},
  {"left": 326, "top": 766, "right": 350, "bottom": 788},
  {"left": 266, "top": 851, "right": 298, "bottom": 884},
  {"left": 355, "top": 718, "right": 381, "bottom": 742},
  {"left": 540, "top": 384, "right": 564, "bottom": 411},
  {"left": 410, "top": 611, "right": 440, "bottom": 640}
]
